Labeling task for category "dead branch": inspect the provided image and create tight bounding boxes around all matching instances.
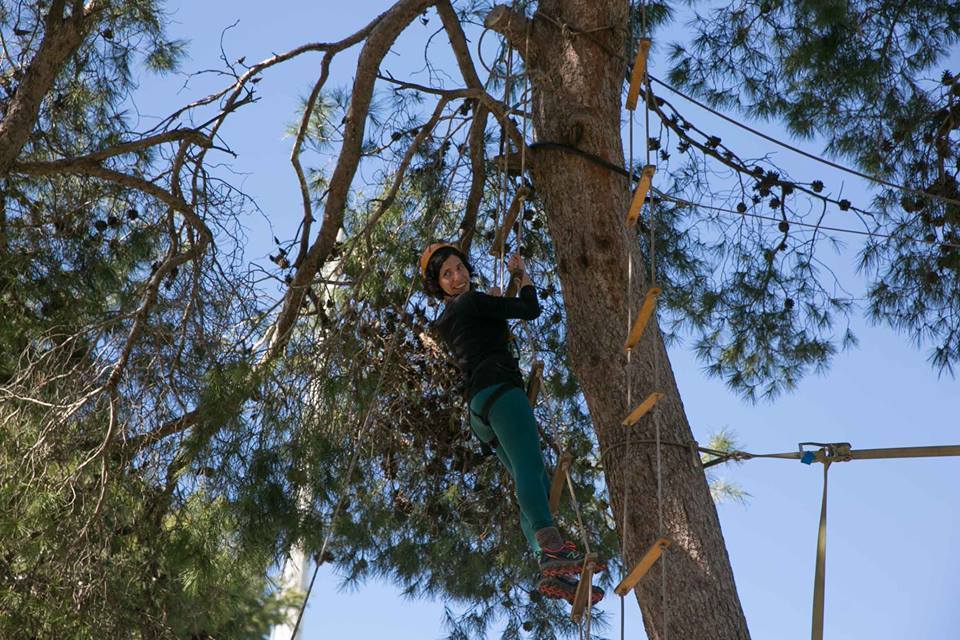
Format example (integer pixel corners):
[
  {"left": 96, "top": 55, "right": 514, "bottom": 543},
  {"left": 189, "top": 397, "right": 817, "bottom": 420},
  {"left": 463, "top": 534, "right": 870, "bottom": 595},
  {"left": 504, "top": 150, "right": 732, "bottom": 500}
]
[{"left": 264, "top": 0, "right": 437, "bottom": 362}]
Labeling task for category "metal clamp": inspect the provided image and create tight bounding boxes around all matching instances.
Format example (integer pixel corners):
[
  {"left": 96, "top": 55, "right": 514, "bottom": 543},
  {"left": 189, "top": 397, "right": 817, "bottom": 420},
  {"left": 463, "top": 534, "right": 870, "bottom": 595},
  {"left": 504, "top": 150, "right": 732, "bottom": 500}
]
[{"left": 798, "top": 442, "right": 852, "bottom": 465}]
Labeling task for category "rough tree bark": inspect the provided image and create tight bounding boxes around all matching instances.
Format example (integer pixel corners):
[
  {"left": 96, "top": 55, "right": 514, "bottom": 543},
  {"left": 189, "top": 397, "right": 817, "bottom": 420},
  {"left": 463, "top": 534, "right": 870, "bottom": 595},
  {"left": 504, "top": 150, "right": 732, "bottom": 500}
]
[
  {"left": 488, "top": 2, "right": 750, "bottom": 638},
  {"left": 0, "top": 0, "right": 99, "bottom": 173}
]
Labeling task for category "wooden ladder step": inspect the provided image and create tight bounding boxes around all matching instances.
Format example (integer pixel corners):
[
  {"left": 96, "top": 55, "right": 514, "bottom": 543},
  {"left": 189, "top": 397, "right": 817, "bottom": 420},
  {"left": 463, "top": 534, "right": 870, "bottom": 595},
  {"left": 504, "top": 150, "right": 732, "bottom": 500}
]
[
  {"left": 626, "top": 38, "right": 653, "bottom": 111},
  {"left": 570, "top": 553, "right": 599, "bottom": 623},
  {"left": 625, "top": 164, "right": 656, "bottom": 227},
  {"left": 614, "top": 538, "right": 670, "bottom": 597},
  {"left": 622, "top": 392, "right": 664, "bottom": 428},
  {"left": 490, "top": 186, "right": 531, "bottom": 257},
  {"left": 548, "top": 452, "right": 573, "bottom": 514},
  {"left": 624, "top": 287, "right": 661, "bottom": 351}
]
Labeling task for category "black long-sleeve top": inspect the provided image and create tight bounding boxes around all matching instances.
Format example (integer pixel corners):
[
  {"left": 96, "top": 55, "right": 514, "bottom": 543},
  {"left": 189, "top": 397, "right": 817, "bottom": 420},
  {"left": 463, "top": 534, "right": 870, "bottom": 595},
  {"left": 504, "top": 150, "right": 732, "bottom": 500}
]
[{"left": 434, "top": 284, "right": 542, "bottom": 402}]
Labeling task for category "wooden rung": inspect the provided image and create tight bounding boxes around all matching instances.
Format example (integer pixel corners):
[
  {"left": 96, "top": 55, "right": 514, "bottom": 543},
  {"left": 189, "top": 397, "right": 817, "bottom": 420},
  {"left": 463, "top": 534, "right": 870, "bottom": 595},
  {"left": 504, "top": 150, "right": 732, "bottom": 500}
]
[
  {"left": 570, "top": 554, "right": 598, "bottom": 623},
  {"left": 624, "top": 287, "right": 662, "bottom": 351},
  {"left": 489, "top": 187, "right": 531, "bottom": 257},
  {"left": 626, "top": 38, "right": 652, "bottom": 111},
  {"left": 614, "top": 538, "right": 670, "bottom": 597},
  {"left": 622, "top": 392, "right": 664, "bottom": 427},
  {"left": 625, "top": 164, "right": 656, "bottom": 227},
  {"left": 526, "top": 360, "right": 544, "bottom": 406},
  {"left": 548, "top": 452, "right": 573, "bottom": 514}
]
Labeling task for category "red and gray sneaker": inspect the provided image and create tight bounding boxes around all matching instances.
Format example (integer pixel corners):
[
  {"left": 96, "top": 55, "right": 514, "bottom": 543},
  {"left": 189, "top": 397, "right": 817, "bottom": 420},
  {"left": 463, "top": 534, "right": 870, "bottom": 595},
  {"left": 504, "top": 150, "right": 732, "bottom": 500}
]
[
  {"left": 538, "top": 574, "right": 605, "bottom": 605},
  {"left": 539, "top": 541, "right": 607, "bottom": 577}
]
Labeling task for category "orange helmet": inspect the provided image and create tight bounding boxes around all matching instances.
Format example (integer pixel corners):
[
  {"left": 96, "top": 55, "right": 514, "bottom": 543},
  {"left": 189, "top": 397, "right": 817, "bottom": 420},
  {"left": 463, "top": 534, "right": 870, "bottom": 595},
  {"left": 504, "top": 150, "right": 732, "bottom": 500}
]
[{"left": 418, "top": 242, "right": 460, "bottom": 279}]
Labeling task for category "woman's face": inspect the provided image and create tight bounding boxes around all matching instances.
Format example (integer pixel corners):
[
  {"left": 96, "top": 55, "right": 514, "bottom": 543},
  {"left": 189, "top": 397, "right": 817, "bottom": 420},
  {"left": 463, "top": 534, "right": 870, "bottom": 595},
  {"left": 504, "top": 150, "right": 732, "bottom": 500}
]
[{"left": 438, "top": 254, "right": 470, "bottom": 298}]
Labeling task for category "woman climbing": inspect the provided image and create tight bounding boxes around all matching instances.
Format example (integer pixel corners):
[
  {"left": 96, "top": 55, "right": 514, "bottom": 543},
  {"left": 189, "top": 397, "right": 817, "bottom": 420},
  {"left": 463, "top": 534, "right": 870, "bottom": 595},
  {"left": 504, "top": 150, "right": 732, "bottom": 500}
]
[{"left": 419, "top": 241, "right": 605, "bottom": 604}]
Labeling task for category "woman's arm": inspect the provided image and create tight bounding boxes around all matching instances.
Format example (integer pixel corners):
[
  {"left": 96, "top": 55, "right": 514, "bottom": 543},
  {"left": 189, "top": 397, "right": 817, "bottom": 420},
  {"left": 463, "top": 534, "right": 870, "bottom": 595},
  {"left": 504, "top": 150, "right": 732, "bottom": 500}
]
[{"left": 466, "top": 254, "right": 541, "bottom": 320}]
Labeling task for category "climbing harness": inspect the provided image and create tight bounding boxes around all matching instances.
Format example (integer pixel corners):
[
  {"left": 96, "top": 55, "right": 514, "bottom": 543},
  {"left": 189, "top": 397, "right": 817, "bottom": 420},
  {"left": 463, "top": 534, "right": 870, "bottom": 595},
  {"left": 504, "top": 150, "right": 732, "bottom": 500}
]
[{"left": 471, "top": 381, "right": 514, "bottom": 430}]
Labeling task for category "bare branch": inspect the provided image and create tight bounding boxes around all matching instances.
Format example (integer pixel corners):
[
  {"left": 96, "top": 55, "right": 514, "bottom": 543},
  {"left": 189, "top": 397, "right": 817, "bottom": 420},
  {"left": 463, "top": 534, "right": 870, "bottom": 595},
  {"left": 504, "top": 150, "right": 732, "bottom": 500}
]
[
  {"left": 358, "top": 97, "right": 454, "bottom": 242},
  {"left": 437, "top": 0, "right": 490, "bottom": 251},
  {"left": 12, "top": 161, "right": 212, "bottom": 243},
  {"left": 126, "top": 409, "right": 201, "bottom": 453},
  {"left": 265, "top": 0, "right": 437, "bottom": 361}
]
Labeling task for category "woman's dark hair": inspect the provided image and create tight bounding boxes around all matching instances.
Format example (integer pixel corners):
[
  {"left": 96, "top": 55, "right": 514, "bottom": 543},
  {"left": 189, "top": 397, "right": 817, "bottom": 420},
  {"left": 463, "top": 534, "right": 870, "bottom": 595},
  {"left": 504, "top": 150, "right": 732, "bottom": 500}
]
[{"left": 423, "top": 245, "right": 473, "bottom": 299}]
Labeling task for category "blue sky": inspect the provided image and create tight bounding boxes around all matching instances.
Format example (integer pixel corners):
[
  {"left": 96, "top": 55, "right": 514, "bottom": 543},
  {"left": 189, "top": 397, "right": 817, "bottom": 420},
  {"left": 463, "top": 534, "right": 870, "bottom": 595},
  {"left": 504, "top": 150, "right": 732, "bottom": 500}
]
[{"left": 137, "top": 2, "right": 960, "bottom": 638}]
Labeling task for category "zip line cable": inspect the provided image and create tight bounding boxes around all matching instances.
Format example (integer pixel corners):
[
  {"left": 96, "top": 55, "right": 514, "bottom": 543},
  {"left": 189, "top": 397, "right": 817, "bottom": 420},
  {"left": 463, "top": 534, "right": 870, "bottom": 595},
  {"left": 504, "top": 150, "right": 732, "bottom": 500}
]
[
  {"left": 525, "top": 9, "right": 960, "bottom": 212},
  {"left": 520, "top": 139, "right": 960, "bottom": 252},
  {"left": 647, "top": 75, "right": 960, "bottom": 210},
  {"left": 654, "top": 189, "right": 960, "bottom": 250}
]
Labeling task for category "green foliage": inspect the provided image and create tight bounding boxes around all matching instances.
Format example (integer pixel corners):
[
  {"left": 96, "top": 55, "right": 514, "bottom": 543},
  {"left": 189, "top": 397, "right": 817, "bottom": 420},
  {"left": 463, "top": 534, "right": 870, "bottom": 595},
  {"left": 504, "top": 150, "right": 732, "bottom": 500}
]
[
  {"left": 701, "top": 428, "right": 751, "bottom": 504},
  {"left": 667, "top": 0, "right": 960, "bottom": 376},
  {"left": 0, "top": 411, "right": 291, "bottom": 639}
]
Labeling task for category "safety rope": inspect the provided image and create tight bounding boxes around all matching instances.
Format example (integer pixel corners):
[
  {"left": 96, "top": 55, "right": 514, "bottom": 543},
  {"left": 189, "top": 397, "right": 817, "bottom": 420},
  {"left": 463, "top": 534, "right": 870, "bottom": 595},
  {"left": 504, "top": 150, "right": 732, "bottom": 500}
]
[
  {"left": 618, "top": 2, "right": 670, "bottom": 638},
  {"left": 621, "top": 49, "right": 636, "bottom": 640},
  {"left": 492, "top": 20, "right": 600, "bottom": 635},
  {"left": 496, "top": 45, "right": 513, "bottom": 292}
]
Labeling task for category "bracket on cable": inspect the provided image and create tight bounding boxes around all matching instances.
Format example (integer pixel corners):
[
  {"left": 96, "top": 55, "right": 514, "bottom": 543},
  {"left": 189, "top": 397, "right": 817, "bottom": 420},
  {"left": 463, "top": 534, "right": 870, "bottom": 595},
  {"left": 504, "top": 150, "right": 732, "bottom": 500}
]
[
  {"left": 624, "top": 287, "right": 661, "bottom": 350},
  {"left": 548, "top": 452, "right": 573, "bottom": 514},
  {"left": 799, "top": 442, "right": 852, "bottom": 465},
  {"left": 614, "top": 538, "right": 670, "bottom": 596},
  {"left": 626, "top": 164, "right": 656, "bottom": 227},
  {"left": 490, "top": 186, "right": 532, "bottom": 258},
  {"left": 622, "top": 391, "right": 663, "bottom": 428},
  {"left": 626, "top": 38, "right": 652, "bottom": 111}
]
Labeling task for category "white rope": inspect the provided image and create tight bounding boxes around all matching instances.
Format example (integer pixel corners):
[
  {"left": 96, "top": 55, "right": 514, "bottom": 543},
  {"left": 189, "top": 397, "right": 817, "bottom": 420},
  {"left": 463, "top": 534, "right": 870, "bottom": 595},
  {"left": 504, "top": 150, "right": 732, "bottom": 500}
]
[
  {"left": 290, "top": 272, "right": 423, "bottom": 638},
  {"left": 620, "top": 65, "right": 636, "bottom": 640},
  {"left": 641, "top": 17, "right": 669, "bottom": 640}
]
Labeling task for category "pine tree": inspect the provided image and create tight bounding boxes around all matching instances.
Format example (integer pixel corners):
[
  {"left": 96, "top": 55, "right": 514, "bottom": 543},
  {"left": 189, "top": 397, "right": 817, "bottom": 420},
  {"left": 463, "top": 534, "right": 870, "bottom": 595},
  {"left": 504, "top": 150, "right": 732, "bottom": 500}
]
[{"left": 3, "top": 1, "right": 958, "bottom": 639}]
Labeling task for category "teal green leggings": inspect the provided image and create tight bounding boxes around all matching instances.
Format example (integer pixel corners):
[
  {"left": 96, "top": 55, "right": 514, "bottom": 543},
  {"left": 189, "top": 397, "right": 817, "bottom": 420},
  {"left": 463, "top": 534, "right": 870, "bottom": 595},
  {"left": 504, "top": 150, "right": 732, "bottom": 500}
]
[{"left": 469, "top": 384, "right": 554, "bottom": 554}]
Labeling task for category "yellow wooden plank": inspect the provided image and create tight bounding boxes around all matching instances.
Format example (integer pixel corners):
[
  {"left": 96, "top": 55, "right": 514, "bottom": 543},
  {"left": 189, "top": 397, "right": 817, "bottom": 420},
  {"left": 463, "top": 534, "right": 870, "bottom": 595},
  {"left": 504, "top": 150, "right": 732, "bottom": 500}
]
[
  {"left": 614, "top": 538, "right": 670, "bottom": 597},
  {"left": 626, "top": 38, "right": 652, "bottom": 111},
  {"left": 548, "top": 453, "right": 572, "bottom": 514},
  {"left": 624, "top": 287, "right": 661, "bottom": 351},
  {"left": 489, "top": 187, "right": 531, "bottom": 257},
  {"left": 570, "top": 554, "right": 598, "bottom": 623},
  {"left": 625, "top": 164, "right": 656, "bottom": 227},
  {"left": 622, "top": 392, "right": 664, "bottom": 428},
  {"left": 526, "top": 360, "right": 544, "bottom": 406}
]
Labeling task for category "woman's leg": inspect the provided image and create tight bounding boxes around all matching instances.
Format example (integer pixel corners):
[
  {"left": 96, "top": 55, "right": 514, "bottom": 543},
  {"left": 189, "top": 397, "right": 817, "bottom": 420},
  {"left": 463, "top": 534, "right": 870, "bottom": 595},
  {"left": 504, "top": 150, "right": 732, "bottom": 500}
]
[
  {"left": 469, "top": 385, "right": 598, "bottom": 584},
  {"left": 473, "top": 386, "right": 555, "bottom": 549},
  {"left": 470, "top": 385, "right": 543, "bottom": 552}
]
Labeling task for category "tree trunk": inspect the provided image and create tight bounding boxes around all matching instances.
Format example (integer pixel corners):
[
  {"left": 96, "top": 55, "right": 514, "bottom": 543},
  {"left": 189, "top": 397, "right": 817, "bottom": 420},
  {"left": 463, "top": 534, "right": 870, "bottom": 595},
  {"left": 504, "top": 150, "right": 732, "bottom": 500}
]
[{"left": 489, "top": 3, "right": 750, "bottom": 638}]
